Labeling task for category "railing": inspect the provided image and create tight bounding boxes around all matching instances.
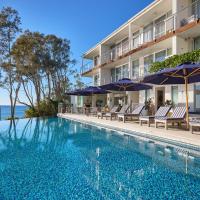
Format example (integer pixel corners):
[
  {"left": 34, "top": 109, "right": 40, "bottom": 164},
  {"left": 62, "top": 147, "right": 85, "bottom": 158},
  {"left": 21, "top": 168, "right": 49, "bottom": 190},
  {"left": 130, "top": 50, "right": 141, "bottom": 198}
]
[
  {"left": 81, "top": 60, "right": 94, "bottom": 74},
  {"left": 82, "top": 0, "right": 200, "bottom": 75}
]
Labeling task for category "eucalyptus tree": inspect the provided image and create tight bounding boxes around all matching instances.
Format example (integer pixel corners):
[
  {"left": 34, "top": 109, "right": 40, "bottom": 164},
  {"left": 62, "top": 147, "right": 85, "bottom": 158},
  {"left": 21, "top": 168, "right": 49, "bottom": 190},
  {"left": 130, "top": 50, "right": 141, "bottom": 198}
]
[
  {"left": 11, "top": 30, "right": 45, "bottom": 108},
  {"left": 43, "top": 34, "right": 76, "bottom": 101},
  {"left": 0, "top": 7, "right": 21, "bottom": 118}
]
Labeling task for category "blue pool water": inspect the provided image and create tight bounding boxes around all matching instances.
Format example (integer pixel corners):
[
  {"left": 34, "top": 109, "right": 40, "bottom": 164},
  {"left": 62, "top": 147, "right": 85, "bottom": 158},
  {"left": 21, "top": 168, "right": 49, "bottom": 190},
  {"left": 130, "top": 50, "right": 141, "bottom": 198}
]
[{"left": 0, "top": 117, "right": 199, "bottom": 200}]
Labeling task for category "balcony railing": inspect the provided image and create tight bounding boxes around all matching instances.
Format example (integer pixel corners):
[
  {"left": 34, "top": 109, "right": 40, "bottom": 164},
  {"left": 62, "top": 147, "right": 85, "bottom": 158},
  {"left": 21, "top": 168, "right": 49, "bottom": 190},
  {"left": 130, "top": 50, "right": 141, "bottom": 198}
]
[{"left": 82, "top": 0, "right": 200, "bottom": 75}]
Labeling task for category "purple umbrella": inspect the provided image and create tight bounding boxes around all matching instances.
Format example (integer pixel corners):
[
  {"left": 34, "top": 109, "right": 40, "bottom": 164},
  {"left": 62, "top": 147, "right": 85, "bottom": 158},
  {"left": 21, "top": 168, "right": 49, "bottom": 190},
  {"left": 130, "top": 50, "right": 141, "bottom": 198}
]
[
  {"left": 66, "top": 86, "right": 109, "bottom": 96},
  {"left": 143, "top": 62, "right": 200, "bottom": 128},
  {"left": 100, "top": 78, "right": 152, "bottom": 91}
]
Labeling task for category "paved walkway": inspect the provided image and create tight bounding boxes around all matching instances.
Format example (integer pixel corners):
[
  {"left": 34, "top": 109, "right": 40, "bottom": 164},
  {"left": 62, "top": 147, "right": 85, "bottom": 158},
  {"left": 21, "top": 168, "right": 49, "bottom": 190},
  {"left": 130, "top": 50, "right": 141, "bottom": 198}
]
[{"left": 58, "top": 113, "right": 200, "bottom": 149}]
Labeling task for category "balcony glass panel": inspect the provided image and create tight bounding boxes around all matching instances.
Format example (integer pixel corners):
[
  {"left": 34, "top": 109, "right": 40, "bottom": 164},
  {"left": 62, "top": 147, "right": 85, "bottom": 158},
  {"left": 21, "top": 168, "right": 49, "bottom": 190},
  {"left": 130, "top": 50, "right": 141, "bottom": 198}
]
[
  {"left": 155, "top": 15, "right": 166, "bottom": 38},
  {"left": 122, "top": 38, "right": 129, "bottom": 54},
  {"left": 132, "top": 31, "right": 140, "bottom": 49},
  {"left": 143, "top": 23, "right": 153, "bottom": 43},
  {"left": 192, "top": 0, "right": 200, "bottom": 18}
]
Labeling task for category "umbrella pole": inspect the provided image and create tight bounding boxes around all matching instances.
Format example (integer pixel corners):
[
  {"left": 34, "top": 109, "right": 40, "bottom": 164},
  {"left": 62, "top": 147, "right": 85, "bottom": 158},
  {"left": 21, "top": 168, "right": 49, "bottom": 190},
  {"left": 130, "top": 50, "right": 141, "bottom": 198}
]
[{"left": 184, "top": 77, "right": 189, "bottom": 130}]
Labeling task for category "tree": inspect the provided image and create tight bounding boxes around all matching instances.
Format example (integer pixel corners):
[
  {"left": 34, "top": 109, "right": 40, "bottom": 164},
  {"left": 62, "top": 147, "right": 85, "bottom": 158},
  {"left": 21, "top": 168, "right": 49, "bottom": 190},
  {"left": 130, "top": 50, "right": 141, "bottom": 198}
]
[
  {"left": 12, "top": 31, "right": 77, "bottom": 115},
  {"left": 0, "top": 7, "right": 21, "bottom": 118}
]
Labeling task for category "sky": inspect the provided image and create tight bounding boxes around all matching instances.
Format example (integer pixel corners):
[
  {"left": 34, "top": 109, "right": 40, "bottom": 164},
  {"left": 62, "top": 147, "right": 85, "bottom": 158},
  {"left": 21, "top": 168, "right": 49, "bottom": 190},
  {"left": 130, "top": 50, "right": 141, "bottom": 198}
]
[{"left": 0, "top": 0, "right": 153, "bottom": 105}]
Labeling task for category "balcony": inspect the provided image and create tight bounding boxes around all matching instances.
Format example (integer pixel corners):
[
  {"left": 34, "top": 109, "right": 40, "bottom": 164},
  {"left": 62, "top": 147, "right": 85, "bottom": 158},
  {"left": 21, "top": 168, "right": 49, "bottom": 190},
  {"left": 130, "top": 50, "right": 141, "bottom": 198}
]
[{"left": 82, "top": 0, "right": 200, "bottom": 75}]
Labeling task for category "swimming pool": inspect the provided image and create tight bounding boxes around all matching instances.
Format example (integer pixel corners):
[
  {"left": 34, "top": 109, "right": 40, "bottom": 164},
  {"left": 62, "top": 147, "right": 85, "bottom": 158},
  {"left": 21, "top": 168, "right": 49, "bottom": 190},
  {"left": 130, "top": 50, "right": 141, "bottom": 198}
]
[{"left": 0, "top": 117, "right": 199, "bottom": 199}]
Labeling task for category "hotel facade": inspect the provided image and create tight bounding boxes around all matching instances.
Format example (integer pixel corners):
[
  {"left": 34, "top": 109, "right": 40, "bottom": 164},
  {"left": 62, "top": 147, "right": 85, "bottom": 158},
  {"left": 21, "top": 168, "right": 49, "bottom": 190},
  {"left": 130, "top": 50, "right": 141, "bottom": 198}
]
[{"left": 80, "top": 0, "right": 200, "bottom": 112}]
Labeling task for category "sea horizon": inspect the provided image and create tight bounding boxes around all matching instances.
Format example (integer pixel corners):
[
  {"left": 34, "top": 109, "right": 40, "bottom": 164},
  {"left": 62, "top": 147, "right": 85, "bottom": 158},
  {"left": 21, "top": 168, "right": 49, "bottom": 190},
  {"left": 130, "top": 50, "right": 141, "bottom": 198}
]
[{"left": 0, "top": 105, "right": 27, "bottom": 120}]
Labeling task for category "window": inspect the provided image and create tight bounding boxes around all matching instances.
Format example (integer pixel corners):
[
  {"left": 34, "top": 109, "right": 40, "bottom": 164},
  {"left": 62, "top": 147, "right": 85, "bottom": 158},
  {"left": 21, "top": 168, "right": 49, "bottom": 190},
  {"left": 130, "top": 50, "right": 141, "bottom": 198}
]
[
  {"left": 167, "top": 48, "right": 172, "bottom": 57},
  {"left": 132, "top": 59, "right": 139, "bottom": 78},
  {"left": 195, "top": 84, "right": 200, "bottom": 111},
  {"left": 171, "top": 86, "right": 178, "bottom": 105},
  {"left": 144, "top": 54, "right": 153, "bottom": 75},
  {"left": 143, "top": 23, "right": 153, "bottom": 43},
  {"left": 111, "top": 64, "right": 129, "bottom": 82},
  {"left": 94, "top": 55, "right": 100, "bottom": 66},
  {"left": 122, "top": 64, "right": 129, "bottom": 79},
  {"left": 116, "top": 67, "right": 122, "bottom": 81},
  {"left": 94, "top": 74, "right": 100, "bottom": 86},
  {"left": 111, "top": 68, "right": 116, "bottom": 82},
  {"left": 132, "top": 31, "right": 140, "bottom": 49},
  {"left": 194, "top": 36, "right": 200, "bottom": 50},
  {"left": 155, "top": 50, "right": 166, "bottom": 62}
]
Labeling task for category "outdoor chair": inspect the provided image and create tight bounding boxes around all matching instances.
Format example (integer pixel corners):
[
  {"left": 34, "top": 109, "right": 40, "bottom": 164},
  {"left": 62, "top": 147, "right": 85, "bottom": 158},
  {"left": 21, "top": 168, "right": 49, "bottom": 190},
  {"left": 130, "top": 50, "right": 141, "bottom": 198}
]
[
  {"left": 139, "top": 106, "right": 171, "bottom": 127},
  {"left": 118, "top": 104, "right": 145, "bottom": 123},
  {"left": 105, "top": 105, "right": 129, "bottom": 120},
  {"left": 154, "top": 106, "right": 187, "bottom": 130},
  {"left": 97, "top": 106, "right": 118, "bottom": 119}
]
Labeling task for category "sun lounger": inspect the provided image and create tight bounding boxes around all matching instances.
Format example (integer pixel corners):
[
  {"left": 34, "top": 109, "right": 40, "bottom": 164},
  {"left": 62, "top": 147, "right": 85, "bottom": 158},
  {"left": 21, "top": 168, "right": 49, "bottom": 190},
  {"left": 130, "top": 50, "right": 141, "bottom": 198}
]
[
  {"left": 189, "top": 118, "right": 200, "bottom": 133},
  {"left": 140, "top": 106, "right": 171, "bottom": 127},
  {"left": 155, "top": 106, "right": 187, "bottom": 130},
  {"left": 97, "top": 106, "right": 118, "bottom": 119},
  {"left": 105, "top": 105, "right": 129, "bottom": 120},
  {"left": 118, "top": 104, "right": 145, "bottom": 123}
]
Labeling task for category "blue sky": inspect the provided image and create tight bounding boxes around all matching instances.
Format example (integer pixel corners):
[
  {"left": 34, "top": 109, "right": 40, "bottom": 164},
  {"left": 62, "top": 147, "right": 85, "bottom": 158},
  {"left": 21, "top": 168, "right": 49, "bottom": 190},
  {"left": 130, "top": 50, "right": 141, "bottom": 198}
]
[{"left": 0, "top": 0, "right": 152, "bottom": 105}]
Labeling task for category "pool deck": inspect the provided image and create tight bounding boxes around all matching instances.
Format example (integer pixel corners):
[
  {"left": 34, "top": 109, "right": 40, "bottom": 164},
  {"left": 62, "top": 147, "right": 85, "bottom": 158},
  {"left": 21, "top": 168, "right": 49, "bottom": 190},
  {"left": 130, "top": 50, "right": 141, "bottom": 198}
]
[{"left": 58, "top": 113, "right": 200, "bottom": 150}]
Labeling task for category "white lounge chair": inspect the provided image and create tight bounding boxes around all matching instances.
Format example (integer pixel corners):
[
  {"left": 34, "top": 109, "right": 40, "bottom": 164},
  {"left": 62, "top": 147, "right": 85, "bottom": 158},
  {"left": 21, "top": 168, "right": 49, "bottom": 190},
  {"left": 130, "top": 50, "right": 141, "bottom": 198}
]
[
  {"left": 140, "top": 106, "right": 171, "bottom": 127},
  {"left": 155, "top": 106, "right": 187, "bottom": 130},
  {"left": 118, "top": 104, "right": 144, "bottom": 123}
]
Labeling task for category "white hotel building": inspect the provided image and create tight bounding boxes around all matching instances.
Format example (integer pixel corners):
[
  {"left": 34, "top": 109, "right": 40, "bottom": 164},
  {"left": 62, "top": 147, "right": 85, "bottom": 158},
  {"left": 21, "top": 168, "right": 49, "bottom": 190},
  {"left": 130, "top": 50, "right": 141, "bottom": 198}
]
[{"left": 80, "top": 0, "right": 200, "bottom": 112}]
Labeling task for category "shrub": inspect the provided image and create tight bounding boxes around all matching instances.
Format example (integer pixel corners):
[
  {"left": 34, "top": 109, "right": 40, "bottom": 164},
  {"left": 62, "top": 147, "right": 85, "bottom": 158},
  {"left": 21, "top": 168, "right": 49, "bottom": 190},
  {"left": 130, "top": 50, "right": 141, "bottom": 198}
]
[
  {"left": 25, "top": 100, "right": 58, "bottom": 118},
  {"left": 149, "top": 49, "right": 200, "bottom": 73}
]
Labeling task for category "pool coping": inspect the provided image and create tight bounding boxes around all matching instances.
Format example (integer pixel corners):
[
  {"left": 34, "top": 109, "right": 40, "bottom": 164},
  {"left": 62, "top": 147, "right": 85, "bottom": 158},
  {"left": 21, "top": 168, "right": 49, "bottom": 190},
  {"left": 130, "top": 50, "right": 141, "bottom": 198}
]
[{"left": 58, "top": 114, "right": 200, "bottom": 152}]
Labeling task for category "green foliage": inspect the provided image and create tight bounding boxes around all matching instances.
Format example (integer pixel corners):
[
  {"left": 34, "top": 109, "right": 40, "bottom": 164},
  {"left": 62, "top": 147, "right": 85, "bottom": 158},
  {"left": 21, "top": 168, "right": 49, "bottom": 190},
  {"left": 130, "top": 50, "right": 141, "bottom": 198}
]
[
  {"left": 149, "top": 49, "right": 200, "bottom": 73},
  {"left": 25, "top": 100, "right": 58, "bottom": 118}
]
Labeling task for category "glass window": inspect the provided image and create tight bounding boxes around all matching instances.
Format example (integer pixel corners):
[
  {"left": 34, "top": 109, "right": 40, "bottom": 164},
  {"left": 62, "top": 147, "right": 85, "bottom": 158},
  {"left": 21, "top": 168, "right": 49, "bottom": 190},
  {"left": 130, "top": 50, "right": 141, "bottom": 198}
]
[
  {"left": 171, "top": 86, "right": 178, "bottom": 105},
  {"left": 94, "top": 74, "right": 100, "bottom": 86},
  {"left": 195, "top": 84, "right": 200, "bottom": 110},
  {"left": 167, "top": 48, "right": 172, "bottom": 57},
  {"left": 144, "top": 54, "right": 154, "bottom": 75},
  {"left": 155, "top": 50, "right": 166, "bottom": 62},
  {"left": 111, "top": 68, "right": 116, "bottom": 82},
  {"left": 94, "top": 55, "right": 100, "bottom": 66},
  {"left": 194, "top": 36, "right": 200, "bottom": 50},
  {"left": 122, "top": 64, "right": 129, "bottom": 79},
  {"left": 132, "top": 59, "right": 139, "bottom": 78},
  {"left": 116, "top": 67, "right": 121, "bottom": 81},
  {"left": 143, "top": 23, "right": 153, "bottom": 43}
]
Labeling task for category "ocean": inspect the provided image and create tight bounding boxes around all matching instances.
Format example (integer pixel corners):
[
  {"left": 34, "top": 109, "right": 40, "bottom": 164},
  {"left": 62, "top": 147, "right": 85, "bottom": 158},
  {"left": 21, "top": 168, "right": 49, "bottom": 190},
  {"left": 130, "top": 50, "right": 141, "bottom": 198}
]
[{"left": 0, "top": 105, "right": 27, "bottom": 120}]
